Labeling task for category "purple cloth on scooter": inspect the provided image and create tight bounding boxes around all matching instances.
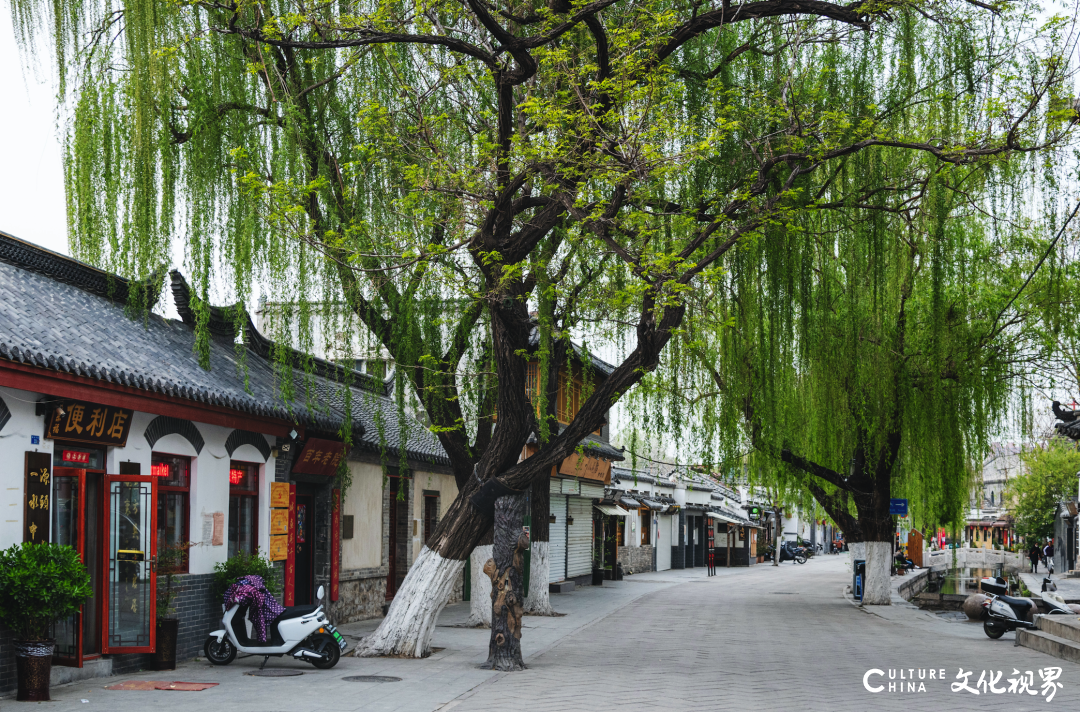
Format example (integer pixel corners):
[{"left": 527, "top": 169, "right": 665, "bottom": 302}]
[{"left": 223, "top": 575, "right": 285, "bottom": 643}]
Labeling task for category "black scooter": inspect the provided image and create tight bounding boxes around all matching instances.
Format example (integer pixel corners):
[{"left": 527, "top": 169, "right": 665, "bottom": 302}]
[{"left": 765, "top": 542, "right": 807, "bottom": 564}]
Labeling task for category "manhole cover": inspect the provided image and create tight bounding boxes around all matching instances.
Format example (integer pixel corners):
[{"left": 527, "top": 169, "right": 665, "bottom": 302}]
[
  {"left": 341, "top": 675, "right": 402, "bottom": 683},
  {"left": 246, "top": 669, "right": 304, "bottom": 677}
]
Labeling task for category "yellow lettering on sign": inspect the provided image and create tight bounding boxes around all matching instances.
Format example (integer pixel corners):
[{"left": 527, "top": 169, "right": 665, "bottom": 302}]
[
  {"left": 86, "top": 408, "right": 108, "bottom": 438},
  {"left": 106, "top": 411, "right": 129, "bottom": 440},
  {"left": 28, "top": 522, "right": 38, "bottom": 541},
  {"left": 65, "top": 405, "right": 86, "bottom": 434}
]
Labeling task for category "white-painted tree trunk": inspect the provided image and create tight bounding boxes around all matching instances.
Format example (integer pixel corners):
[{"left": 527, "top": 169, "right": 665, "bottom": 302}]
[
  {"left": 523, "top": 541, "right": 557, "bottom": 616},
  {"left": 861, "top": 541, "right": 893, "bottom": 605},
  {"left": 355, "top": 546, "right": 464, "bottom": 658},
  {"left": 466, "top": 544, "right": 493, "bottom": 628},
  {"left": 848, "top": 541, "right": 866, "bottom": 572}
]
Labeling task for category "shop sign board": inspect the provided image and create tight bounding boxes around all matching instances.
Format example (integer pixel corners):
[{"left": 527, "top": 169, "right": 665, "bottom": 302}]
[{"left": 45, "top": 400, "right": 133, "bottom": 447}]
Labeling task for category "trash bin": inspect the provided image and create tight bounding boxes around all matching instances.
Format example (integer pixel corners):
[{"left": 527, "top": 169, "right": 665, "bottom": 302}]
[{"left": 853, "top": 559, "right": 866, "bottom": 601}]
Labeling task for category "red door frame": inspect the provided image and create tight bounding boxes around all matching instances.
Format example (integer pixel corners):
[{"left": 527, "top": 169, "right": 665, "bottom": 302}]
[
  {"left": 285, "top": 484, "right": 296, "bottom": 606},
  {"left": 101, "top": 474, "right": 157, "bottom": 654},
  {"left": 53, "top": 467, "right": 86, "bottom": 668}
]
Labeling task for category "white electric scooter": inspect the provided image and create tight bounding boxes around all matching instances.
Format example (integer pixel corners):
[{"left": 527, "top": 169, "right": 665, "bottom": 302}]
[{"left": 204, "top": 584, "right": 345, "bottom": 669}]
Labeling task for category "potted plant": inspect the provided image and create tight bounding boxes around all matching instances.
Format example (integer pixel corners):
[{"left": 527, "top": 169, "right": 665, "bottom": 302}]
[
  {"left": 0, "top": 542, "right": 91, "bottom": 701},
  {"left": 211, "top": 549, "right": 279, "bottom": 601},
  {"left": 756, "top": 541, "right": 768, "bottom": 563},
  {"left": 154, "top": 543, "right": 191, "bottom": 671}
]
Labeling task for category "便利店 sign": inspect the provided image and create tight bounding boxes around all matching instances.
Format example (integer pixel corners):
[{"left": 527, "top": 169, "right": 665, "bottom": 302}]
[
  {"left": 45, "top": 400, "right": 134, "bottom": 447},
  {"left": 291, "top": 438, "right": 346, "bottom": 476}
]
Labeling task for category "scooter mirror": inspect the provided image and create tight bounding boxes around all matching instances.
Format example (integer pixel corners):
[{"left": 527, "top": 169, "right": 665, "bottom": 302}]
[{"left": 317, "top": 585, "right": 325, "bottom": 601}]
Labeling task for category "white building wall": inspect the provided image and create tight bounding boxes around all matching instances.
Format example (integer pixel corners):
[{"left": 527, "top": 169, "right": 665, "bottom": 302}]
[
  {"left": 0, "top": 387, "right": 47, "bottom": 548},
  {"left": 342, "top": 461, "right": 384, "bottom": 569},
  {"left": 656, "top": 513, "right": 672, "bottom": 570}
]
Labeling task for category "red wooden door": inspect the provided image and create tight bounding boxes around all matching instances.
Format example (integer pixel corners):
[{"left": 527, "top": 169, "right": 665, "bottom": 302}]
[
  {"left": 52, "top": 467, "right": 86, "bottom": 667},
  {"left": 102, "top": 475, "right": 157, "bottom": 654}
]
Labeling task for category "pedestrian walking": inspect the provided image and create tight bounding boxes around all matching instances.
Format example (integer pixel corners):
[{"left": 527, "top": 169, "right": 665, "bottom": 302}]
[{"left": 1029, "top": 544, "right": 1041, "bottom": 573}]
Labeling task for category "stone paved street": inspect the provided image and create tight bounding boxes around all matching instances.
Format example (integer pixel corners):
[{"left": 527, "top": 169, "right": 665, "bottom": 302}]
[{"left": 32, "top": 556, "right": 1080, "bottom": 712}]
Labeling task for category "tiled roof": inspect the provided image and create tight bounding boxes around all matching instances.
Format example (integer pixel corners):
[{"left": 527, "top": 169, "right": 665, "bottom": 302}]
[{"left": 0, "top": 230, "right": 449, "bottom": 465}]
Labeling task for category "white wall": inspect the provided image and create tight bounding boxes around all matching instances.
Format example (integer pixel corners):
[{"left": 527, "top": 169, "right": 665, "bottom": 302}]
[
  {"left": 411, "top": 469, "right": 458, "bottom": 560},
  {"left": 0, "top": 387, "right": 52, "bottom": 548},
  {"left": 656, "top": 513, "right": 671, "bottom": 570},
  {"left": 342, "top": 461, "right": 384, "bottom": 570}
]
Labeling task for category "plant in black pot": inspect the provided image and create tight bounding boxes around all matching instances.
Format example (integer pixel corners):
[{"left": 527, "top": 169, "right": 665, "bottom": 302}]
[
  {"left": 0, "top": 542, "right": 91, "bottom": 701},
  {"left": 154, "top": 543, "right": 191, "bottom": 671}
]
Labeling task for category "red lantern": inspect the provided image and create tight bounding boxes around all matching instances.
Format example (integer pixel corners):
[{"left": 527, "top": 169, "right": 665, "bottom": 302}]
[
  {"left": 151, "top": 463, "right": 170, "bottom": 478},
  {"left": 229, "top": 468, "right": 245, "bottom": 485}
]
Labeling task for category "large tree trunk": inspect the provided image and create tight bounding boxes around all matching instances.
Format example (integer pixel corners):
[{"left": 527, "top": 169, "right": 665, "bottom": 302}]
[
  {"left": 354, "top": 546, "right": 464, "bottom": 657},
  {"left": 356, "top": 480, "right": 489, "bottom": 657},
  {"left": 524, "top": 475, "right": 557, "bottom": 615},
  {"left": 467, "top": 543, "right": 494, "bottom": 627},
  {"left": 772, "top": 507, "right": 781, "bottom": 567},
  {"left": 481, "top": 493, "right": 528, "bottom": 671}
]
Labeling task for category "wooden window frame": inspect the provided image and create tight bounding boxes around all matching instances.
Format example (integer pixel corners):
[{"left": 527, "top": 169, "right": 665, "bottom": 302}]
[
  {"left": 152, "top": 452, "right": 190, "bottom": 573},
  {"left": 228, "top": 460, "right": 259, "bottom": 557},
  {"left": 639, "top": 508, "right": 651, "bottom": 546}
]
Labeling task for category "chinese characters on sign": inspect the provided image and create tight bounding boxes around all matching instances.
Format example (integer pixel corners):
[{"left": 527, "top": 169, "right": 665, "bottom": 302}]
[
  {"left": 24, "top": 452, "right": 51, "bottom": 543},
  {"left": 268, "top": 482, "right": 292, "bottom": 562},
  {"left": 953, "top": 667, "right": 1064, "bottom": 701},
  {"left": 46, "top": 401, "right": 133, "bottom": 447},
  {"left": 291, "top": 438, "right": 346, "bottom": 476},
  {"left": 61, "top": 450, "right": 90, "bottom": 464}
]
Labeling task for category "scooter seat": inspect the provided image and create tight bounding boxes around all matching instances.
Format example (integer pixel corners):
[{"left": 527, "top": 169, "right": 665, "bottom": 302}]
[
  {"left": 997, "top": 595, "right": 1033, "bottom": 612},
  {"left": 274, "top": 604, "right": 319, "bottom": 623}
]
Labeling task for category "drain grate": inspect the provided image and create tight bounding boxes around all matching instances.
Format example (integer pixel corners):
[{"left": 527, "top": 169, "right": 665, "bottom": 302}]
[
  {"left": 246, "top": 669, "right": 304, "bottom": 677},
  {"left": 341, "top": 675, "right": 402, "bottom": 683}
]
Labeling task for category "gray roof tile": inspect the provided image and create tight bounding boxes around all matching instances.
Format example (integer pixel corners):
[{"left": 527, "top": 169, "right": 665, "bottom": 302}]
[{"left": 0, "top": 230, "right": 449, "bottom": 465}]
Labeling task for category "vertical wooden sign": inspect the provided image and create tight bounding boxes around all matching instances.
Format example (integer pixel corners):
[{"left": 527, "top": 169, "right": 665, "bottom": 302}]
[
  {"left": 24, "top": 452, "right": 51, "bottom": 543},
  {"left": 285, "top": 484, "right": 296, "bottom": 606},
  {"left": 331, "top": 489, "right": 340, "bottom": 602}
]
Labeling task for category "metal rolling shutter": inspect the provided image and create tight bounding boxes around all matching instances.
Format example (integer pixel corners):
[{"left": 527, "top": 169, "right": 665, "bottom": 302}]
[
  {"left": 566, "top": 496, "right": 593, "bottom": 578},
  {"left": 549, "top": 494, "right": 567, "bottom": 582}
]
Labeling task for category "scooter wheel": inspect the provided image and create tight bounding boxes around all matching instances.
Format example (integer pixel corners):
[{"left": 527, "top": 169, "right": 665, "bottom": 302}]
[
  {"left": 983, "top": 620, "right": 1006, "bottom": 640},
  {"left": 795, "top": 555, "right": 807, "bottom": 564},
  {"left": 204, "top": 635, "right": 237, "bottom": 665},
  {"left": 308, "top": 633, "right": 341, "bottom": 669}
]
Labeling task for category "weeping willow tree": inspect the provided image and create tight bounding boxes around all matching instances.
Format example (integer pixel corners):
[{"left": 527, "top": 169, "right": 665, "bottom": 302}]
[
  {"left": 10, "top": 0, "right": 1078, "bottom": 652},
  {"left": 630, "top": 17, "right": 1080, "bottom": 602}
]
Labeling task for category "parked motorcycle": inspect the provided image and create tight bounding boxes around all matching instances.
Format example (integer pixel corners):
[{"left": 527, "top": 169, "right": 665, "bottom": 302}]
[
  {"left": 981, "top": 577, "right": 1071, "bottom": 639},
  {"left": 204, "top": 584, "right": 345, "bottom": 668},
  {"left": 766, "top": 542, "right": 807, "bottom": 564}
]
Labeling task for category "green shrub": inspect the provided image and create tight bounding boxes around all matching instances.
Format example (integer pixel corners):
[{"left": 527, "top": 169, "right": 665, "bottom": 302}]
[
  {"left": 212, "top": 549, "right": 279, "bottom": 601},
  {"left": 0, "top": 542, "right": 92, "bottom": 640}
]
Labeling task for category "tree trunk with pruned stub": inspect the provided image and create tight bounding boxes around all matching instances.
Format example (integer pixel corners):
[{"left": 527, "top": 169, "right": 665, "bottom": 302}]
[{"left": 481, "top": 493, "right": 528, "bottom": 671}]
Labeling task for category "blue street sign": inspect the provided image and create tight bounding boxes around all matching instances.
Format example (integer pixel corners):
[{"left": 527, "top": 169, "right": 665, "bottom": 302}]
[
  {"left": 30, "top": 435, "right": 39, "bottom": 445},
  {"left": 889, "top": 498, "right": 908, "bottom": 516}
]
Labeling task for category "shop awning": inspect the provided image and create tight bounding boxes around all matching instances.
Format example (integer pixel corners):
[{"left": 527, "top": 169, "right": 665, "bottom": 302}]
[
  {"left": 594, "top": 504, "right": 625, "bottom": 516},
  {"left": 619, "top": 496, "right": 642, "bottom": 509},
  {"left": 707, "top": 512, "right": 743, "bottom": 525},
  {"left": 640, "top": 498, "right": 664, "bottom": 511}
]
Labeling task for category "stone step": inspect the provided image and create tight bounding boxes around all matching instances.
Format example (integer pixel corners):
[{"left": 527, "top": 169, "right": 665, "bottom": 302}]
[
  {"left": 50, "top": 655, "right": 113, "bottom": 687},
  {"left": 1036, "top": 614, "right": 1080, "bottom": 644},
  {"left": 1017, "top": 628, "right": 1080, "bottom": 665},
  {"left": 1066, "top": 570, "right": 1080, "bottom": 579}
]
